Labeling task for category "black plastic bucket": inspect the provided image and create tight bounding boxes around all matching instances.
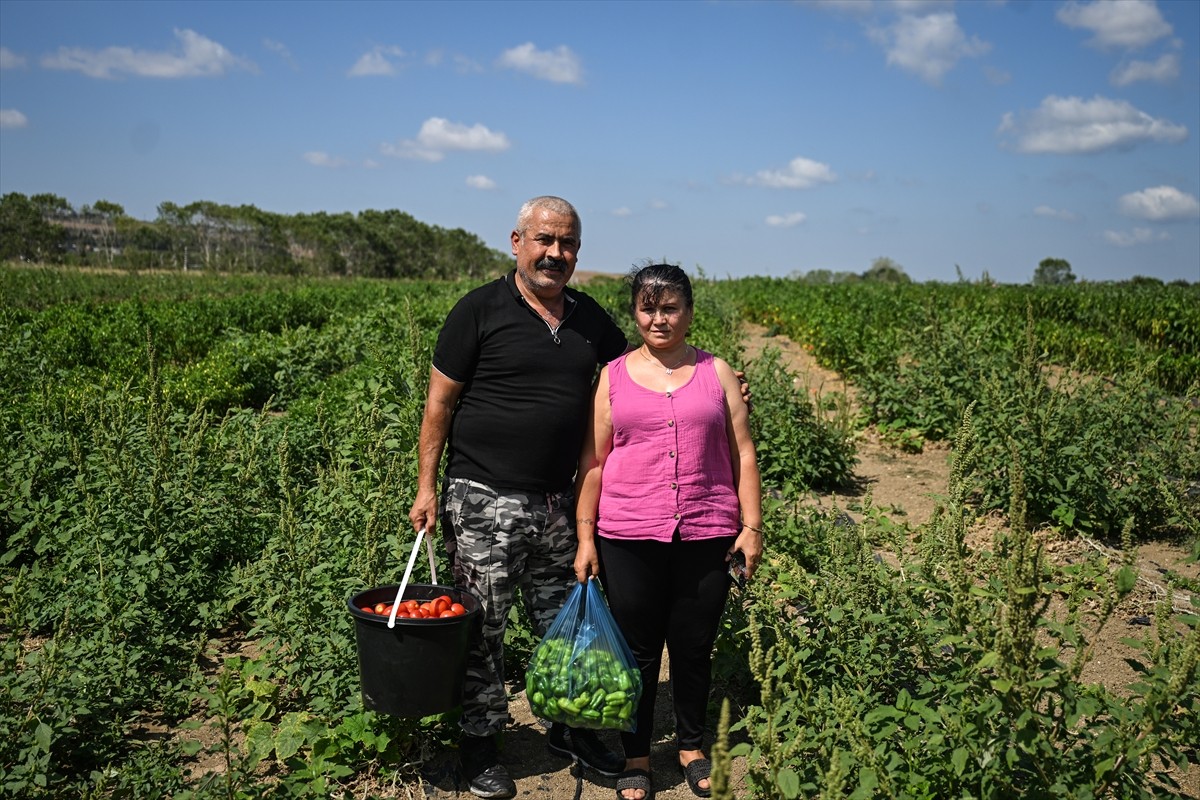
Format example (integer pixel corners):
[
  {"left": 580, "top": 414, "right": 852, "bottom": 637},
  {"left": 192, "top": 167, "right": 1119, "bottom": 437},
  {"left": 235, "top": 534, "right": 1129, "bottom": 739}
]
[{"left": 347, "top": 583, "right": 481, "bottom": 717}]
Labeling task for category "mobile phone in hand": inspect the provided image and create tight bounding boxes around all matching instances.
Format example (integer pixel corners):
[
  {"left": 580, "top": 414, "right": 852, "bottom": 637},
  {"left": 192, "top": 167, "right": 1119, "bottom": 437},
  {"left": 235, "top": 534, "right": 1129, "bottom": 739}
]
[{"left": 728, "top": 551, "right": 746, "bottom": 589}]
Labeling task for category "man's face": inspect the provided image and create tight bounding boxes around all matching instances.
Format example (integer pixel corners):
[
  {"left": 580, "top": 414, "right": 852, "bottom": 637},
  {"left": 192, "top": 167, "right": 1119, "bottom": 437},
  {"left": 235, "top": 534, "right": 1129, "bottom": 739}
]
[{"left": 511, "top": 207, "right": 580, "bottom": 297}]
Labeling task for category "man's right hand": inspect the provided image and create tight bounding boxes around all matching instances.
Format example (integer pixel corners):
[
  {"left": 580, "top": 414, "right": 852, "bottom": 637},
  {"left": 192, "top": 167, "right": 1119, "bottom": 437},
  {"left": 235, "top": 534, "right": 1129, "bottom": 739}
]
[{"left": 408, "top": 487, "right": 438, "bottom": 538}]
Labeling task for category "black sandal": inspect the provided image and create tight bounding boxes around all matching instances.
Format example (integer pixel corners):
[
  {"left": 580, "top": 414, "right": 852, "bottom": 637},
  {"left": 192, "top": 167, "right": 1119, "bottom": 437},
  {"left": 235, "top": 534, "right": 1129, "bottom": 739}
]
[
  {"left": 615, "top": 767, "right": 654, "bottom": 800},
  {"left": 679, "top": 757, "right": 712, "bottom": 798}
]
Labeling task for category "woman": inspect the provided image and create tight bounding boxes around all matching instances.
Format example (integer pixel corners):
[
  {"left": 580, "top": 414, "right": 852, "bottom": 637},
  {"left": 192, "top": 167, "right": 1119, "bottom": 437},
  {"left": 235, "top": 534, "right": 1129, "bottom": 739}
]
[{"left": 574, "top": 263, "right": 763, "bottom": 800}]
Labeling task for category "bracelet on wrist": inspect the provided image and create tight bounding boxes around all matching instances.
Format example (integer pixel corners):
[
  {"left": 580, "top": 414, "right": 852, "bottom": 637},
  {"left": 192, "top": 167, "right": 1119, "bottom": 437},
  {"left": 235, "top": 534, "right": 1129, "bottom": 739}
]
[
  {"left": 577, "top": 518, "right": 596, "bottom": 527},
  {"left": 742, "top": 523, "right": 764, "bottom": 534}
]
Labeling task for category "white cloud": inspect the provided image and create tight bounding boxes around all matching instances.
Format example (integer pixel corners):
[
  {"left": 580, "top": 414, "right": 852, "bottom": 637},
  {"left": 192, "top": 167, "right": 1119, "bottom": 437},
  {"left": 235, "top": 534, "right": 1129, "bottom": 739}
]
[
  {"left": 743, "top": 157, "right": 837, "bottom": 189},
  {"left": 611, "top": 207, "right": 632, "bottom": 217},
  {"left": 466, "top": 175, "right": 497, "bottom": 190},
  {"left": 766, "top": 212, "right": 808, "bottom": 228},
  {"left": 867, "top": 11, "right": 990, "bottom": 85},
  {"left": 303, "top": 151, "right": 349, "bottom": 168},
  {"left": 349, "top": 45, "right": 405, "bottom": 77},
  {"left": 264, "top": 38, "right": 297, "bottom": 70},
  {"left": 1057, "top": 0, "right": 1172, "bottom": 50},
  {"left": 498, "top": 43, "right": 583, "bottom": 85},
  {"left": 1118, "top": 186, "right": 1200, "bottom": 221},
  {"left": 1033, "top": 205, "right": 1079, "bottom": 222},
  {"left": 1, "top": 46, "right": 27, "bottom": 70},
  {"left": 40, "top": 28, "right": 255, "bottom": 79},
  {"left": 0, "top": 109, "right": 29, "bottom": 129},
  {"left": 382, "top": 117, "right": 510, "bottom": 162},
  {"left": 983, "top": 65, "right": 1011, "bottom": 86},
  {"left": 1104, "top": 227, "right": 1169, "bottom": 247},
  {"left": 1110, "top": 53, "right": 1180, "bottom": 86},
  {"left": 998, "top": 94, "right": 1187, "bottom": 154}
]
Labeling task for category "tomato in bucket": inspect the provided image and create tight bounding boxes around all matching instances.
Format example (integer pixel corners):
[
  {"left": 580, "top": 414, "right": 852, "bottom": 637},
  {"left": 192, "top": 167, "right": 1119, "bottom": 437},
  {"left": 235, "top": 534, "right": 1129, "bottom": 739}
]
[{"left": 347, "top": 582, "right": 481, "bottom": 717}]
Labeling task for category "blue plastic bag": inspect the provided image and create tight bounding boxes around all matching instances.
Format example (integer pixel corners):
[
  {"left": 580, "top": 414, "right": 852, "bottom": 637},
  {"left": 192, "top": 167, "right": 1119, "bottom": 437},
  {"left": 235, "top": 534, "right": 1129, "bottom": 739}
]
[{"left": 525, "top": 580, "right": 642, "bottom": 731}]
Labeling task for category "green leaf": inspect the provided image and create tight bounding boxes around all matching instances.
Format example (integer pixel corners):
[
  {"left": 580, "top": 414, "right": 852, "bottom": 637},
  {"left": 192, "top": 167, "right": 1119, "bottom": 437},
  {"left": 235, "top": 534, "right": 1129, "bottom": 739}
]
[
  {"left": 244, "top": 720, "right": 275, "bottom": 766},
  {"left": 1115, "top": 566, "right": 1137, "bottom": 595},
  {"left": 34, "top": 722, "right": 52, "bottom": 752},
  {"left": 777, "top": 767, "right": 801, "bottom": 798},
  {"left": 951, "top": 747, "right": 968, "bottom": 776},
  {"left": 274, "top": 711, "right": 312, "bottom": 761}
]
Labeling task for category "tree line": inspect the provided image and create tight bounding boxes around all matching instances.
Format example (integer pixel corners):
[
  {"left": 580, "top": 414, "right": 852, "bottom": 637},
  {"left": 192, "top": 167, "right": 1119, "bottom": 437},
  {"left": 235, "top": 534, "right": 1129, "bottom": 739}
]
[{"left": 0, "top": 192, "right": 512, "bottom": 280}]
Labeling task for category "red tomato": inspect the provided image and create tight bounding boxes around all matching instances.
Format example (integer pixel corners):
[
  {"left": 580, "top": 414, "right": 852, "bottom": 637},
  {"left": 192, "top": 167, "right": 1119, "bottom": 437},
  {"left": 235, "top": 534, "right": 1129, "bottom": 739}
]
[
  {"left": 360, "top": 606, "right": 374, "bottom": 614},
  {"left": 403, "top": 599, "right": 420, "bottom": 612},
  {"left": 450, "top": 603, "right": 466, "bottom": 615},
  {"left": 439, "top": 610, "right": 457, "bottom": 618},
  {"left": 373, "top": 602, "right": 387, "bottom": 614}
]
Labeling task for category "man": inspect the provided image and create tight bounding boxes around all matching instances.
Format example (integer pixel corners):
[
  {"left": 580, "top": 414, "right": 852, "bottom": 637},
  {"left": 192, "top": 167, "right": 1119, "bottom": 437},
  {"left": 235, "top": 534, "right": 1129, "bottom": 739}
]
[{"left": 408, "top": 196, "right": 628, "bottom": 798}]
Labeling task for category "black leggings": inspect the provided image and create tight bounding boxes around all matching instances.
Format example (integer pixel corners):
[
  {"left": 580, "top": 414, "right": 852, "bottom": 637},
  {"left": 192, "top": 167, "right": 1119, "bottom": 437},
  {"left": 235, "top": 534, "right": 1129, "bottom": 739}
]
[{"left": 597, "top": 533, "right": 735, "bottom": 758}]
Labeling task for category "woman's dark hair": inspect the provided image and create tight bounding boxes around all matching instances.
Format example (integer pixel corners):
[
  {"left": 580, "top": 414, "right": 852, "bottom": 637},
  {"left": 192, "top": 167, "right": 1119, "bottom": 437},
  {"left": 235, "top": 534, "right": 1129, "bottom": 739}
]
[{"left": 626, "top": 262, "right": 693, "bottom": 316}]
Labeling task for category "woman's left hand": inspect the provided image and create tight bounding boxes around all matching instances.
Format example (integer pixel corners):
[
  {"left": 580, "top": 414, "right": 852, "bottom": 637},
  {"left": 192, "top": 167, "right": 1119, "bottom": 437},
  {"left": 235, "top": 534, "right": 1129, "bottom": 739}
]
[{"left": 730, "top": 526, "right": 764, "bottom": 580}]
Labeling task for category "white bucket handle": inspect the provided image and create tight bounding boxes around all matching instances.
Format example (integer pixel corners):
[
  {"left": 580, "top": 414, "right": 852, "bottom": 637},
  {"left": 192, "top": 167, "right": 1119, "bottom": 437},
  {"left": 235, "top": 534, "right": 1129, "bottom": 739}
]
[{"left": 387, "top": 529, "right": 440, "bottom": 629}]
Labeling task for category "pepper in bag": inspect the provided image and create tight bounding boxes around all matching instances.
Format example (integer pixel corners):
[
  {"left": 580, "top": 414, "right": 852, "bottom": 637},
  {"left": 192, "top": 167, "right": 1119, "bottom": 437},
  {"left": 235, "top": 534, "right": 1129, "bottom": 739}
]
[{"left": 526, "top": 579, "right": 643, "bottom": 731}]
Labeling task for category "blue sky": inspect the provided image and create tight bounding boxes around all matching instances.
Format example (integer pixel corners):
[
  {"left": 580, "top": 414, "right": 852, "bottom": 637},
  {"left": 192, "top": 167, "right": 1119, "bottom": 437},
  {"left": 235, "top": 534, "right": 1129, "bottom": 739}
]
[{"left": 1, "top": 0, "right": 1197, "bottom": 284}]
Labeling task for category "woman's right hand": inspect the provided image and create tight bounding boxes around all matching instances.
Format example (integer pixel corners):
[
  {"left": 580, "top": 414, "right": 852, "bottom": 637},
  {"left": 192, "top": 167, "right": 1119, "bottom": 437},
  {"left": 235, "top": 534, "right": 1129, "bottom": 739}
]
[{"left": 574, "top": 540, "right": 599, "bottom": 584}]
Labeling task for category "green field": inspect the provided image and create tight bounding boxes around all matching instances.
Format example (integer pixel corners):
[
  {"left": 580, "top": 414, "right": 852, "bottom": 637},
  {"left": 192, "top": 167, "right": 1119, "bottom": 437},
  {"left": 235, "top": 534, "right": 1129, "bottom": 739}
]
[{"left": 2, "top": 266, "right": 1197, "bottom": 799}]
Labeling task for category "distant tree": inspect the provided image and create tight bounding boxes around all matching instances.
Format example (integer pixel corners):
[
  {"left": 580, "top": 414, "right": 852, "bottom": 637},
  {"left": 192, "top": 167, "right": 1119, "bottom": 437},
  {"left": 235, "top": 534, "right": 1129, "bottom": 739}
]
[
  {"left": 155, "top": 201, "right": 197, "bottom": 270},
  {"left": 795, "top": 268, "right": 858, "bottom": 284},
  {"left": 863, "top": 257, "right": 910, "bottom": 283},
  {"left": 799, "top": 268, "right": 836, "bottom": 284},
  {"left": 1127, "top": 275, "right": 1164, "bottom": 287},
  {"left": 82, "top": 199, "right": 126, "bottom": 266},
  {"left": 0, "top": 192, "right": 68, "bottom": 262},
  {"left": 31, "top": 193, "right": 73, "bottom": 219},
  {"left": 1033, "top": 257, "right": 1075, "bottom": 285},
  {"left": 7, "top": 192, "right": 522, "bottom": 277}
]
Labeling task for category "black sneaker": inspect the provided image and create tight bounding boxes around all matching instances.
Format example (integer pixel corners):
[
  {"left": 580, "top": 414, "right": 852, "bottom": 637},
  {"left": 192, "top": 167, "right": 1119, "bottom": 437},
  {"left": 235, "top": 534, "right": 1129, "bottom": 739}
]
[
  {"left": 546, "top": 723, "right": 624, "bottom": 777},
  {"left": 460, "top": 735, "right": 516, "bottom": 799}
]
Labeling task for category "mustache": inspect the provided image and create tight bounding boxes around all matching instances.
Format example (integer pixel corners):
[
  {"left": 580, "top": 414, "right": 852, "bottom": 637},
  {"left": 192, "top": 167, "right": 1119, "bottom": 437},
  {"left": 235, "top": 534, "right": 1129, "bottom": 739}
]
[{"left": 537, "top": 257, "right": 568, "bottom": 271}]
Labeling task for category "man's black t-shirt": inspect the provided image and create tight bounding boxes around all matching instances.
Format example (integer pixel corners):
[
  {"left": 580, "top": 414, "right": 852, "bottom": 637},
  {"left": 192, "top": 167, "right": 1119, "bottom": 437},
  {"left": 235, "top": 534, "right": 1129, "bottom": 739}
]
[{"left": 433, "top": 270, "right": 628, "bottom": 493}]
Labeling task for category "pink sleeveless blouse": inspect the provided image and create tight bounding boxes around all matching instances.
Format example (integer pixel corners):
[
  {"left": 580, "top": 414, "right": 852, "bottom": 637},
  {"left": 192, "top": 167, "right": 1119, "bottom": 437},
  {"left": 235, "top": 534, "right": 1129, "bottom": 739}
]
[{"left": 597, "top": 348, "right": 740, "bottom": 542}]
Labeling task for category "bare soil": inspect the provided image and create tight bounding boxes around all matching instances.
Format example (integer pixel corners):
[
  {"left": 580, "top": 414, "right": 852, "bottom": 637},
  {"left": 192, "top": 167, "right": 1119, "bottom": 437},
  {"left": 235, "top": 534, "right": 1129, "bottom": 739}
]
[{"left": 409, "top": 324, "right": 1198, "bottom": 799}]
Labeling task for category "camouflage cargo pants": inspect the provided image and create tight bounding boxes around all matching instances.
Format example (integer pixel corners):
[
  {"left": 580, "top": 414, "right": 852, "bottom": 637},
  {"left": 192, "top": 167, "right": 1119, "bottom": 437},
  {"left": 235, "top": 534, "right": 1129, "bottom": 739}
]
[{"left": 440, "top": 478, "right": 577, "bottom": 738}]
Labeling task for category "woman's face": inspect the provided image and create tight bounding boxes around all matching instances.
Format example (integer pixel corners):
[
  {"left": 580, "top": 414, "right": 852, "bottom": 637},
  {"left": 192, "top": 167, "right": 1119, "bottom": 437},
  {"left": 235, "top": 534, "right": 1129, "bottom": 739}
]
[{"left": 634, "top": 288, "right": 693, "bottom": 349}]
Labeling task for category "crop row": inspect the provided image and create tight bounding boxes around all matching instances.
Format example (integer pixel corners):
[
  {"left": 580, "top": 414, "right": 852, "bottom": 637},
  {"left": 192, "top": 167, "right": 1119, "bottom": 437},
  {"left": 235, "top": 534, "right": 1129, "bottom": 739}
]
[{"left": 1, "top": 266, "right": 1196, "bottom": 798}]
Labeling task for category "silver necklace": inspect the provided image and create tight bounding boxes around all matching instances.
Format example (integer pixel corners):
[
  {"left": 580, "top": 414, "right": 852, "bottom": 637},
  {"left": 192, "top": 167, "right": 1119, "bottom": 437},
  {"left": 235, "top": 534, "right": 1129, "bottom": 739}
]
[{"left": 639, "top": 345, "right": 691, "bottom": 375}]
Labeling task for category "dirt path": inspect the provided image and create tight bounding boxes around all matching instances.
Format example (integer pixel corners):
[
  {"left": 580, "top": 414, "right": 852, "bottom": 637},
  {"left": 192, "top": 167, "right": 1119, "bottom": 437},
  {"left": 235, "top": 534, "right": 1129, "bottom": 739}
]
[{"left": 419, "top": 323, "right": 1199, "bottom": 799}]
